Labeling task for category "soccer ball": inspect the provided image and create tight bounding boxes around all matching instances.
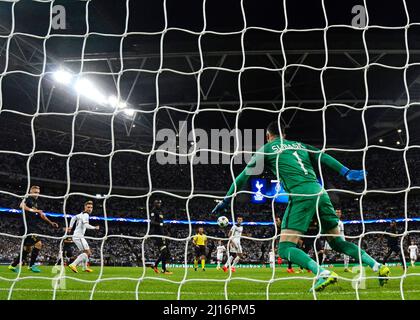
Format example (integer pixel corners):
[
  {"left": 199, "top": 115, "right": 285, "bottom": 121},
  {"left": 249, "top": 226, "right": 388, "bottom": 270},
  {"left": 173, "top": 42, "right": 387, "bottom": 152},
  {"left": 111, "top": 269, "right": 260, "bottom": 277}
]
[{"left": 217, "top": 216, "right": 229, "bottom": 228}]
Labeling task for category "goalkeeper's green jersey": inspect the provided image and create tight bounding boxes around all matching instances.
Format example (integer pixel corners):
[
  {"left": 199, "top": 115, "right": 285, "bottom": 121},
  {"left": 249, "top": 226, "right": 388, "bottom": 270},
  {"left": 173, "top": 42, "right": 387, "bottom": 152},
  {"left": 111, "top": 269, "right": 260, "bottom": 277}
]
[{"left": 225, "top": 137, "right": 346, "bottom": 197}]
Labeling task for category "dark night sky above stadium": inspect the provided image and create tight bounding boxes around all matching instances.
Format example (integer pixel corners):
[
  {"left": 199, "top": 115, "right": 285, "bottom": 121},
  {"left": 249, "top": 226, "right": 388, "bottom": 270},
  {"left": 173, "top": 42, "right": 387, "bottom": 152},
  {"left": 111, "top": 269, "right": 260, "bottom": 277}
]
[{"left": 0, "top": 0, "right": 420, "bottom": 151}]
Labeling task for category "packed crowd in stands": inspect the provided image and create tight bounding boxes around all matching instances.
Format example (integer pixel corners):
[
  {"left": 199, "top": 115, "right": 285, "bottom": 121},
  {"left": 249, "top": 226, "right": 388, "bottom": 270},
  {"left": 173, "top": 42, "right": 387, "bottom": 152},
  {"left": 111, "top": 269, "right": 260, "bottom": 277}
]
[
  {"left": 0, "top": 182, "right": 419, "bottom": 222},
  {"left": 0, "top": 135, "right": 419, "bottom": 267},
  {"left": 0, "top": 208, "right": 419, "bottom": 267},
  {"left": 0, "top": 140, "right": 420, "bottom": 193}
]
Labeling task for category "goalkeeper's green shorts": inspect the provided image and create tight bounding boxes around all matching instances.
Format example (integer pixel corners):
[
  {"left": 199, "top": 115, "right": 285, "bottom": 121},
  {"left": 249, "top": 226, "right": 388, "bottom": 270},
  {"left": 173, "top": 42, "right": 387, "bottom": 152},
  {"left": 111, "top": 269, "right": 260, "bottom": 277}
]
[{"left": 281, "top": 191, "right": 339, "bottom": 234}]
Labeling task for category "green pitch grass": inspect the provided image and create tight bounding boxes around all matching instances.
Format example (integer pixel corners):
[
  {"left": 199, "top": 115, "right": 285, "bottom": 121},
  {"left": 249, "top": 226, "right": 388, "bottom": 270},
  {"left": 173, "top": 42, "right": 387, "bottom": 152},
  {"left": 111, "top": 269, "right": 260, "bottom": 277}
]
[{"left": 0, "top": 265, "right": 419, "bottom": 300}]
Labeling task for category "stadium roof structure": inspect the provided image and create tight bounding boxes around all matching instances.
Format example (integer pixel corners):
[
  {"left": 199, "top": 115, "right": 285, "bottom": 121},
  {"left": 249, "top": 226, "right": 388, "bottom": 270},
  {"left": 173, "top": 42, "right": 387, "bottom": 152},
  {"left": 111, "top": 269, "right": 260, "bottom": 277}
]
[{"left": 1, "top": 0, "right": 420, "bottom": 153}]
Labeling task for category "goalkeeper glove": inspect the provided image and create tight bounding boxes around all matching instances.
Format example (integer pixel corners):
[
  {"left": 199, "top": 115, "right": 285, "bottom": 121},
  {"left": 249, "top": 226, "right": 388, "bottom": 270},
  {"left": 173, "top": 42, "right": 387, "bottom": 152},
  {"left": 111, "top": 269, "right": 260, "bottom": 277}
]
[
  {"left": 211, "top": 198, "right": 230, "bottom": 214},
  {"left": 340, "top": 167, "right": 368, "bottom": 182}
]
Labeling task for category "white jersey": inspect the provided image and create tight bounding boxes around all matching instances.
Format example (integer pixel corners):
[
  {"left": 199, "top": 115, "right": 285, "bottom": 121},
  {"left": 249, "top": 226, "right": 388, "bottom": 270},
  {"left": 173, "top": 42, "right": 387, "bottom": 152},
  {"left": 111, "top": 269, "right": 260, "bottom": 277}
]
[
  {"left": 338, "top": 221, "right": 345, "bottom": 237},
  {"left": 324, "top": 221, "right": 344, "bottom": 251},
  {"left": 409, "top": 245, "right": 418, "bottom": 257},
  {"left": 216, "top": 245, "right": 226, "bottom": 256},
  {"left": 269, "top": 251, "right": 275, "bottom": 263},
  {"left": 230, "top": 224, "right": 243, "bottom": 240},
  {"left": 70, "top": 212, "right": 96, "bottom": 238}
]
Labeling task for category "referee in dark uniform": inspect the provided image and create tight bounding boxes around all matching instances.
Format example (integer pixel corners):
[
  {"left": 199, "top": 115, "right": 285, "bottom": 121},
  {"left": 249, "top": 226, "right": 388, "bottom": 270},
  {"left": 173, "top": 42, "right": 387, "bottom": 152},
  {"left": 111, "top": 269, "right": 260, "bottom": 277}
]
[{"left": 150, "top": 200, "right": 172, "bottom": 275}]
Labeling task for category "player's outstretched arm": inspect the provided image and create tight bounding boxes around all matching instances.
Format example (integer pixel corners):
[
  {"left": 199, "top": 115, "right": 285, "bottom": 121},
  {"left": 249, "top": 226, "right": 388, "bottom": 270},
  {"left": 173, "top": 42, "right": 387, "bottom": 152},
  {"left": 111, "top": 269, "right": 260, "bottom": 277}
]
[
  {"left": 20, "top": 202, "right": 40, "bottom": 214},
  {"left": 32, "top": 209, "right": 58, "bottom": 228},
  {"left": 339, "top": 167, "right": 367, "bottom": 182},
  {"left": 211, "top": 169, "right": 252, "bottom": 215},
  {"left": 82, "top": 214, "right": 99, "bottom": 230},
  {"left": 212, "top": 146, "right": 265, "bottom": 214},
  {"left": 303, "top": 143, "right": 367, "bottom": 181},
  {"left": 84, "top": 223, "right": 99, "bottom": 230},
  {"left": 40, "top": 213, "right": 59, "bottom": 228}
]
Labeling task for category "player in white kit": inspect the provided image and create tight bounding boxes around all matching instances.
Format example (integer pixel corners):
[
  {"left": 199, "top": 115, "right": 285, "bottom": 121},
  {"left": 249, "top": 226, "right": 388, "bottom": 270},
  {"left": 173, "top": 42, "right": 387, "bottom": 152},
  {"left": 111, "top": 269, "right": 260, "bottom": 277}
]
[
  {"left": 216, "top": 240, "right": 226, "bottom": 270},
  {"left": 337, "top": 211, "right": 350, "bottom": 272},
  {"left": 223, "top": 216, "right": 243, "bottom": 272},
  {"left": 269, "top": 250, "right": 276, "bottom": 269},
  {"left": 321, "top": 209, "right": 350, "bottom": 272},
  {"left": 408, "top": 240, "right": 418, "bottom": 267},
  {"left": 322, "top": 240, "right": 332, "bottom": 264},
  {"left": 67, "top": 201, "right": 100, "bottom": 273}
]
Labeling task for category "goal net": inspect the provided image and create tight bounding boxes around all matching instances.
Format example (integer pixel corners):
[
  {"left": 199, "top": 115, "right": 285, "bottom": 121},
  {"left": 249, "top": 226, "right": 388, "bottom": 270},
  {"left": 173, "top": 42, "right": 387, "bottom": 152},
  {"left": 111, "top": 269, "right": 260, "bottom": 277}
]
[{"left": 0, "top": 0, "right": 419, "bottom": 300}]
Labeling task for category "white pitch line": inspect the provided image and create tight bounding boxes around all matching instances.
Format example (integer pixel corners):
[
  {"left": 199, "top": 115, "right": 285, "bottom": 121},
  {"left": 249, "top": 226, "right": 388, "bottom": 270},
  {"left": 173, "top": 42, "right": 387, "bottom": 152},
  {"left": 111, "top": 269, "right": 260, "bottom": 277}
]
[{"left": 1, "top": 288, "right": 420, "bottom": 296}]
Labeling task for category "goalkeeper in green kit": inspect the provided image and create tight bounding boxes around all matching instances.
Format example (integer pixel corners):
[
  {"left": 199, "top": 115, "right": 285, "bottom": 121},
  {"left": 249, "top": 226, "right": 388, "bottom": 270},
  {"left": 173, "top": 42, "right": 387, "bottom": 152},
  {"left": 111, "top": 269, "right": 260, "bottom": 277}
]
[{"left": 212, "top": 121, "right": 390, "bottom": 291}]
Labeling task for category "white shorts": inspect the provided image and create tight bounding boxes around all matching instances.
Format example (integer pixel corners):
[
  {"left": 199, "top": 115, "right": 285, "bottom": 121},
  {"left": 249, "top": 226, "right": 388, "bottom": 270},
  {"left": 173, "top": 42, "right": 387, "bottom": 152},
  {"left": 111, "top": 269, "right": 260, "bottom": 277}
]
[
  {"left": 216, "top": 254, "right": 223, "bottom": 262},
  {"left": 73, "top": 237, "right": 90, "bottom": 251},
  {"left": 229, "top": 239, "right": 242, "bottom": 254},
  {"left": 324, "top": 241, "right": 331, "bottom": 251},
  {"left": 410, "top": 254, "right": 417, "bottom": 261}
]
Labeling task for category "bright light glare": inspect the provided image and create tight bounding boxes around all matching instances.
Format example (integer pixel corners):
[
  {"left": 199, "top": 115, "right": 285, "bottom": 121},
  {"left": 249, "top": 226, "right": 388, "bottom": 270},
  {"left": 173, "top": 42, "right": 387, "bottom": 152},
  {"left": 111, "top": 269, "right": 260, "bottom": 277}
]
[
  {"left": 108, "top": 95, "right": 127, "bottom": 109},
  {"left": 108, "top": 95, "right": 118, "bottom": 106},
  {"left": 75, "top": 79, "right": 106, "bottom": 104},
  {"left": 123, "top": 109, "right": 135, "bottom": 116},
  {"left": 53, "top": 70, "right": 72, "bottom": 84}
]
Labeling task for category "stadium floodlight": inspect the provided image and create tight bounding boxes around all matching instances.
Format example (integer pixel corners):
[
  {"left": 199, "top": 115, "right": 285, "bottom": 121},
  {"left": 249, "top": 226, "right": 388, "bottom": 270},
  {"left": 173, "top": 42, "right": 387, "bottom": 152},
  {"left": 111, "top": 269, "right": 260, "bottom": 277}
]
[
  {"left": 107, "top": 95, "right": 118, "bottom": 106},
  {"left": 123, "top": 109, "right": 135, "bottom": 116},
  {"left": 75, "top": 78, "right": 107, "bottom": 104},
  {"left": 379, "top": 138, "right": 384, "bottom": 143},
  {"left": 396, "top": 141, "right": 401, "bottom": 145},
  {"left": 397, "top": 129, "right": 402, "bottom": 133},
  {"left": 53, "top": 69, "right": 72, "bottom": 85},
  {"left": 108, "top": 95, "right": 127, "bottom": 109},
  {"left": 119, "top": 101, "right": 128, "bottom": 109},
  {"left": 108, "top": 95, "right": 133, "bottom": 117}
]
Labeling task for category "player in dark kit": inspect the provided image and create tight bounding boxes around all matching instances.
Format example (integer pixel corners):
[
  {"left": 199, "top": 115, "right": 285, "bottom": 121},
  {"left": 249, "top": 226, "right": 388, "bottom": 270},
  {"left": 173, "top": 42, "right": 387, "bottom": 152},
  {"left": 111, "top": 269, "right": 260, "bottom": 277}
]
[
  {"left": 149, "top": 200, "right": 173, "bottom": 275},
  {"left": 55, "top": 236, "right": 75, "bottom": 267},
  {"left": 382, "top": 221, "right": 405, "bottom": 268},
  {"left": 8, "top": 186, "right": 59, "bottom": 273}
]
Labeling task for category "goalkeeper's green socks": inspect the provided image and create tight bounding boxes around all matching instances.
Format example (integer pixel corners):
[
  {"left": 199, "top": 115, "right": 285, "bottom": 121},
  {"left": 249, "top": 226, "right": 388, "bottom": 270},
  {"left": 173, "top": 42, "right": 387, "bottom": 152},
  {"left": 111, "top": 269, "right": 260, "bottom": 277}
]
[
  {"left": 194, "top": 259, "right": 198, "bottom": 269},
  {"left": 328, "top": 237, "right": 379, "bottom": 270},
  {"left": 278, "top": 238, "right": 382, "bottom": 276},
  {"left": 278, "top": 242, "right": 325, "bottom": 275}
]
